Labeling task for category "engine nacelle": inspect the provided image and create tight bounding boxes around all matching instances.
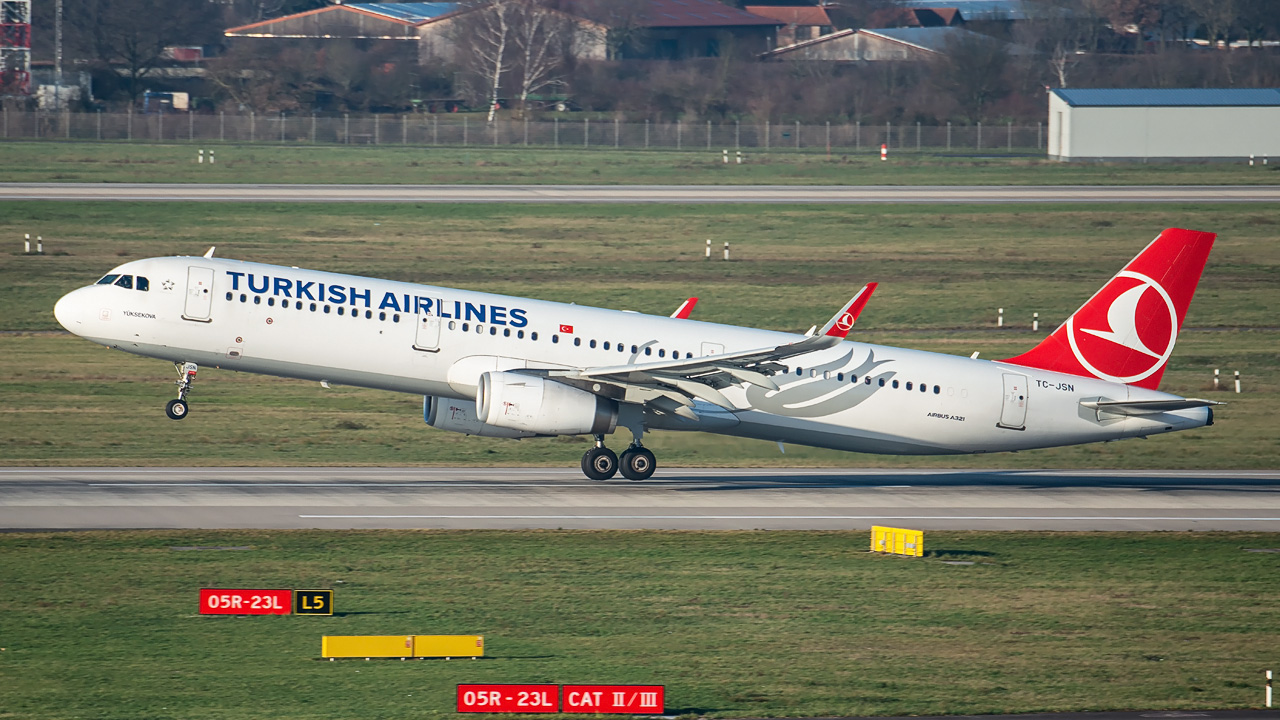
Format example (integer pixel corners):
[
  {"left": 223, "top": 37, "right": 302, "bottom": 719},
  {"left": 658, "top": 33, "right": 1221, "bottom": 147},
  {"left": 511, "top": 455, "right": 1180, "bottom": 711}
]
[
  {"left": 478, "top": 371, "right": 618, "bottom": 436},
  {"left": 424, "top": 396, "right": 537, "bottom": 438}
]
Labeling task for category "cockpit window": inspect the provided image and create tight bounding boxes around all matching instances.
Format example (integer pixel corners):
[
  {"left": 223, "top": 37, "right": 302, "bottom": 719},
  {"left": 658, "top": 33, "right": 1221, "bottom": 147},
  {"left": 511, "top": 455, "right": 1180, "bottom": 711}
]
[
  {"left": 96, "top": 274, "right": 120, "bottom": 285},
  {"left": 114, "top": 275, "right": 133, "bottom": 290},
  {"left": 136, "top": 276, "right": 149, "bottom": 291}
]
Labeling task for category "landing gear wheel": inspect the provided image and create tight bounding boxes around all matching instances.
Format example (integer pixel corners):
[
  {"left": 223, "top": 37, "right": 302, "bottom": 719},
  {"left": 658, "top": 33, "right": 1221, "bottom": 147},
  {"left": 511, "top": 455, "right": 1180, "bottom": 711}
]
[
  {"left": 619, "top": 447, "right": 656, "bottom": 481},
  {"left": 165, "top": 398, "right": 189, "bottom": 420},
  {"left": 581, "top": 446, "right": 619, "bottom": 481}
]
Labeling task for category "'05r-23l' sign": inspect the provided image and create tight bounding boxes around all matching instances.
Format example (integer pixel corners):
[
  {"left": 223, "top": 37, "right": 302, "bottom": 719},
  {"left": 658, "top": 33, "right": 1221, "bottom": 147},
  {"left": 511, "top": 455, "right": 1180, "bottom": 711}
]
[{"left": 199, "top": 589, "right": 333, "bottom": 615}]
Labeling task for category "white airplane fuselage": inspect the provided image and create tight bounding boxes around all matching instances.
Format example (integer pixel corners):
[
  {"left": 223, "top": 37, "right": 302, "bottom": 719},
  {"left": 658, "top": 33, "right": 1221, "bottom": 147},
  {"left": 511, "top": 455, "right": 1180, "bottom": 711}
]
[{"left": 53, "top": 255, "right": 1211, "bottom": 458}]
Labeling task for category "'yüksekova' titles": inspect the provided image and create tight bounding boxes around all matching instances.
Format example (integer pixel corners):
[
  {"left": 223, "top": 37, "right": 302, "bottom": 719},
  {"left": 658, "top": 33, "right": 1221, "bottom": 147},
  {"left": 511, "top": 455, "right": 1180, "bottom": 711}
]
[{"left": 224, "top": 271, "right": 529, "bottom": 327}]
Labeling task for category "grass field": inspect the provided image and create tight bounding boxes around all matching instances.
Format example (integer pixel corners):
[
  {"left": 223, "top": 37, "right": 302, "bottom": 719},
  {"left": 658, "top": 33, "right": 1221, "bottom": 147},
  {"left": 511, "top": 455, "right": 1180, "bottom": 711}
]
[
  {"left": 3, "top": 141, "right": 1280, "bottom": 185},
  {"left": 2, "top": 530, "right": 1278, "bottom": 720},
  {"left": 1, "top": 201, "right": 1276, "bottom": 468}
]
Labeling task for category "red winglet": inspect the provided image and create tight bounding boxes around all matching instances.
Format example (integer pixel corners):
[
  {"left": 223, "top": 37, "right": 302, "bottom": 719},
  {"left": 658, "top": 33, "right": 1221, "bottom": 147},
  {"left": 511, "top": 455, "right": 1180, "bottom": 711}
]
[
  {"left": 670, "top": 297, "right": 699, "bottom": 319},
  {"left": 1002, "top": 228, "right": 1215, "bottom": 390},
  {"left": 821, "top": 283, "right": 878, "bottom": 338}
]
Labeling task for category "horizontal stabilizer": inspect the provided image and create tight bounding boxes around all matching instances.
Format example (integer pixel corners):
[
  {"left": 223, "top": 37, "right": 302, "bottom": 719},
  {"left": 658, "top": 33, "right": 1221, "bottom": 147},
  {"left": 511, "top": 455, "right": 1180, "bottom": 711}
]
[{"left": 1080, "top": 398, "right": 1223, "bottom": 416}]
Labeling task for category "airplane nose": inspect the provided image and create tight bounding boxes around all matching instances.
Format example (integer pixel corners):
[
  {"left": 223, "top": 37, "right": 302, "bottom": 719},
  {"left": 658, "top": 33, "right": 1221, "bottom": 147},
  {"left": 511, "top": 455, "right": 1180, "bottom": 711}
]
[{"left": 54, "top": 288, "right": 86, "bottom": 333}]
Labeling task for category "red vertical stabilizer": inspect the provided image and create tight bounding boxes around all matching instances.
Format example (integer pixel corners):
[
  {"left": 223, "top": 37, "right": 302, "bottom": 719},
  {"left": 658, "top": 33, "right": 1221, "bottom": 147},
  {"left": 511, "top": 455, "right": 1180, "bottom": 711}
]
[{"left": 1001, "top": 228, "right": 1215, "bottom": 390}]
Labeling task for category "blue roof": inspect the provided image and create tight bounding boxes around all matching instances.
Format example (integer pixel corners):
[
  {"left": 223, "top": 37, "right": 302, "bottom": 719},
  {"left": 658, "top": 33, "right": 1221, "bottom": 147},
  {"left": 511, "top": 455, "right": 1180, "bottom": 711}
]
[
  {"left": 897, "top": 0, "right": 1027, "bottom": 21},
  {"left": 346, "top": 3, "right": 458, "bottom": 23},
  {"left": 1054, "top": 88, "right": 1280, "bottom": 107}
]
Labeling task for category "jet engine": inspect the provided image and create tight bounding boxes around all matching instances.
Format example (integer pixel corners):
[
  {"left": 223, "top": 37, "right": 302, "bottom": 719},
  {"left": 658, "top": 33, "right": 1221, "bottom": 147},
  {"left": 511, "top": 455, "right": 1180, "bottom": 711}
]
[
  {"left": 424, "top": 396, "right": 537, "bottom": 438},
  {"left": 478, "top": 371, "right": 617, "bottom": 436}
]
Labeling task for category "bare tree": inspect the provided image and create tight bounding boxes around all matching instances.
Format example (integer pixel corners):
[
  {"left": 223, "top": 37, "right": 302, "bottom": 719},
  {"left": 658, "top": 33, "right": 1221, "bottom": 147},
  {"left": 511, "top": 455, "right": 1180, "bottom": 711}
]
[
  {"left": 65, "top": 0, "right": 219, "bottom": 103},
  {"left": 510, "top": 3, "right": 574, "bottom": 112},
  {"left": 449, "top": 0, "right": 515, "bottom": 121}
]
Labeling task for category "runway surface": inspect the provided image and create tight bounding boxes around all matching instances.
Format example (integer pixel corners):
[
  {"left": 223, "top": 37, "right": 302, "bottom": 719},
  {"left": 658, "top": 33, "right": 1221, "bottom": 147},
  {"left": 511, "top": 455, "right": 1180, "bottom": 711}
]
[
  {"left": 3, "top": 183, "right": 1280, "bottom": 203},
  {"left": 4, "top": 467, "right": 1280, "bottom": 531}
]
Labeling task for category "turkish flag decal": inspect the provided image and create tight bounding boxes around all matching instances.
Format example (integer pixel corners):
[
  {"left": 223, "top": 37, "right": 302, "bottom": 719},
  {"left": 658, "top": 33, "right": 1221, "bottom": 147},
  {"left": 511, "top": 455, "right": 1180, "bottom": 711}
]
[{"left": 559, "top": 324, "right": 574, "bottom": 334}]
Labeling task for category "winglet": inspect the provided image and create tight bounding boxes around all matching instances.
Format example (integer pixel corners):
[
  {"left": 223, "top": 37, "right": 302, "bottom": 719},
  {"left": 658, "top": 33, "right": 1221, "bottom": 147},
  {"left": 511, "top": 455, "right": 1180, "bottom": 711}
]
[
  {"left": 818, "top": 283, "right": 878, "bottom": 338},
  {"left": 670, "top": 297, "right": 699, "bottom": 319},
  {"left": 203, "top": 246, "right": 216, "bottom": 258}
]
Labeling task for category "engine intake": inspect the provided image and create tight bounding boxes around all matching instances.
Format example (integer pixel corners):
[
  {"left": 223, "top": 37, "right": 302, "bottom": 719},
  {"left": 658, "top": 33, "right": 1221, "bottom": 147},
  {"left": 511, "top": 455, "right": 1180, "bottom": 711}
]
[{"left": 478, "top": 371, "right": 617, "bottom": 436}]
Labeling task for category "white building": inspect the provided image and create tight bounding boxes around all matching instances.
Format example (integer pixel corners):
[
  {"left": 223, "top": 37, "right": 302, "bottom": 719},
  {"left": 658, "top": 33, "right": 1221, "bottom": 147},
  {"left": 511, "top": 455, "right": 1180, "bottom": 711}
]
[{"left": 1048, "top": 88, "right": 1280, "bottom": 161}]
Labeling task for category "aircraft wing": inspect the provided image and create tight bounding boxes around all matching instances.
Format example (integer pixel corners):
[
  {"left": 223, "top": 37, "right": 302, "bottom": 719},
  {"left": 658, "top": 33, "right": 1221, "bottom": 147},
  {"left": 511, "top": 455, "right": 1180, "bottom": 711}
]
[{"left": 538, "top": 287, "right": 876, "bottom": 419}]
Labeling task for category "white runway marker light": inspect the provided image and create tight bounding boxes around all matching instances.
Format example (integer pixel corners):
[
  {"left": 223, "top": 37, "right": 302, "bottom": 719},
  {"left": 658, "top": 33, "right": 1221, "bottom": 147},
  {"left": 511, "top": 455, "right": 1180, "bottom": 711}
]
[
  {"left": 1267, "top": 670, "right": 1272, "bottom": 707},
  {"left": 998, "top": 307, "right": 1004, "bottom": 327},
  {"left": 1235, "top": 370, "right": 1241, "bottom": 394},
  {"left": 1032, "top": 312, "right": 1039, "bottom": 332},
  {"left": 723, "top": 242, "right": 729, "bottom": 261},
  {"left": 1214, "top": 368, "right": 1220, "bottom": 391}
]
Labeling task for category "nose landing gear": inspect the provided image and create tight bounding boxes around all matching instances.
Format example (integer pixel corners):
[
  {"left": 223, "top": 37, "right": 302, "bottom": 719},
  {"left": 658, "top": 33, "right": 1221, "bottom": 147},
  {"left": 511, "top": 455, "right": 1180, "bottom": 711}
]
[{"left": 165, "top": 362, "right": 198, "bottom": 420}]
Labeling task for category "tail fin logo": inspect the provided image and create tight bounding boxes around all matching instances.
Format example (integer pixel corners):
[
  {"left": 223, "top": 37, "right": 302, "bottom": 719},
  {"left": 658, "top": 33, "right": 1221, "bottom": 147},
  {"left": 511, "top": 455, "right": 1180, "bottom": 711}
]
[
  {"left": 835, "top": 312, "right": 855, "bottom": 331},
  {"left": 1066, "top": 270, "right": 1178, "bottom": 385}
]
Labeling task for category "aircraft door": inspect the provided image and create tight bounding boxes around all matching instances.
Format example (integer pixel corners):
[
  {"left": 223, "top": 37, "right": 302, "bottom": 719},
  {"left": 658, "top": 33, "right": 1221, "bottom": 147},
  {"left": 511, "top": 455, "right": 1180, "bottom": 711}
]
[
  {"left": 998, "top": 373, "right": 1028, "bottom": 430},
  {"left": 183, "top": 266, "right": 215, "bottom": 322},
  {"left": 414, "top": 312, "right": 441, "bottom": 352},
  {"left": 701, "top": 342, "right": 724, "bottom": 356}
]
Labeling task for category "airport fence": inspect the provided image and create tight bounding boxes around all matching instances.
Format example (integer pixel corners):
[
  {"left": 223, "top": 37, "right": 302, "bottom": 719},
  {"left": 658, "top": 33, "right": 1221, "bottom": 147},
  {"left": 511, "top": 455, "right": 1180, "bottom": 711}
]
[{"left": 0, "top": 109, "right": 1049, "bottom": 153}]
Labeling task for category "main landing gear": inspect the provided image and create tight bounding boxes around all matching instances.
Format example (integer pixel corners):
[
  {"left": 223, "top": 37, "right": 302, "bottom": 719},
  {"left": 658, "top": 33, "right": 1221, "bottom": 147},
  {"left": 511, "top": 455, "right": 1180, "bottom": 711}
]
[
  {"left": 165, "top": 362, "right": 198, "bottom": 420},
  {"left": 580, "top": 434, "right": 656, "bottom": 482}
]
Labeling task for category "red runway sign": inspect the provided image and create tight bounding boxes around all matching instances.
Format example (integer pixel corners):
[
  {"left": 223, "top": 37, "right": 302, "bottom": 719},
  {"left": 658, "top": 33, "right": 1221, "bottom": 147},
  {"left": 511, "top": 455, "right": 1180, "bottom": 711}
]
[
  {"left": 457, "top": 684, "right": 559, "bottom": 713},
  {"left": 199, "top": 588, "right": 292, "bottom": 615},
  {"left": 563, "top": 685, "right": 665, "bottom": 714}
]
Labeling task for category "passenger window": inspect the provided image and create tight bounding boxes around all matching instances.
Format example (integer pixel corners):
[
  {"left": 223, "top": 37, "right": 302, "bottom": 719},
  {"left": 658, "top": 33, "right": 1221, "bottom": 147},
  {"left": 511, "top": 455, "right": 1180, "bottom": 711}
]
[
  {"left": 850, "top": 374, "right": 857, "bottom": 383},
  {"left": 489, "top": 326, "right": 496, "bottom": 335},
  {"left": 631, "top": 345, "right": 638, "bottom": 354},
  {"left": 240, "top": 294, "right": 247, "bottom": 303},
  {"left": 590, "top": 339, "right": 597, "bottom": 349},
  {"left": 461, "top": 322, "right": 468, "bottom": 331},
  {"left": 518, "top": 330, "right": 525, "bottom": 339},
  {"left": 905, "top": 381, "right": 912, "bottom": 390},
  {"left": 603, "top": 341, "right": 611, "bottom": 350},
  {"left": 574, "top": 337, "right": 581, "bottom": 346},
  {"left": 865, "top": 376, "right": 871, "bottom": 384},
  {"left": 892, "top": 380, "right": 899, "bottom": 389},
  {"left": 225, "top": 292, "right": 233, "bottom": 301},
  {"left": 796, "top": 367, "right": 803, "bottom": 376},
  {"left": 97, "top": 274, "right": 120, "bottom": 285},
  {"left": 824, "top": 371, "right": 831, "bottom": 380},
  {"left": 531, "top": 332, "right": 538, "bottom": 341},
  {"left": 336, "top": 305, "right": 342, "bottom": 315},
  {"left": 933, "top": 385, "right": 941, "bottom": 394},
  {"left": 922, "top": 384, "right": 928, "bottom": 393},
  {"left": 448, "top": 321, "right": 457, "bottom": 330},
  {"left": 268, "top": 298, "right": 276, "bottom": 307},
  {"left": 474, "top": 323, "right": 481, "bottom": 333},
  {"left": 644, "top": 347, "right": 652, "bottom": 356},
  {"left": 878, "top": 378, "right": 885, "bottom": 387},
  {"left": 135, "top": 277, "right": 149, "bottom": 291},
  {"left": 659, "top": 349, "right": 666, "bottom": 358},
  {"left": 552, "top": 335, "right": 560, "bottom": 344},
  {"left": 114, "top": 275, "right": 133, "bottom": 289},
  {"left": 311, "top": 303, "right": 318, "bottom": 312},
  {"left": 395, "top": 314, "right": 401, "bottom": 323},
  {"left": 504, "top": 328, "right": 510, "bottom": 337},
  {"left": 255, "top": 296, "right": 262, "bottom": 305}
]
